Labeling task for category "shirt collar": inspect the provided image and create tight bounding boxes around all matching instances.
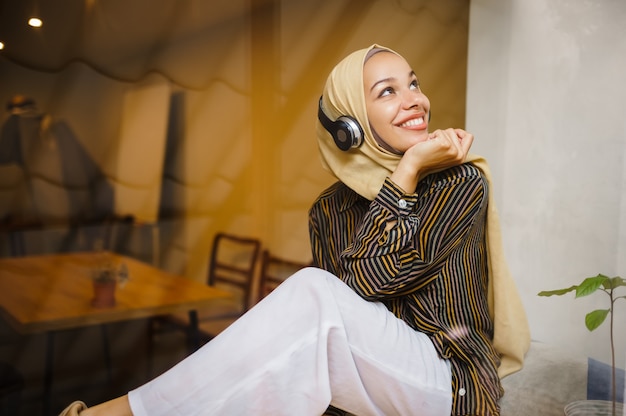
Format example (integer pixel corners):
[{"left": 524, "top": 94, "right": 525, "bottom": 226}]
[{"left": 338, "top": 184, "right": 367, "bottom": 212}]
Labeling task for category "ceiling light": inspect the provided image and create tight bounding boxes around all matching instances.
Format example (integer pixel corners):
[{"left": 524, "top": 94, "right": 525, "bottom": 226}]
[
  {"left": 28, "top": 17, "right": 43, "bottom": 27},
  {"left": 0, "top": 42, "right": 4, "bottom": 50}
]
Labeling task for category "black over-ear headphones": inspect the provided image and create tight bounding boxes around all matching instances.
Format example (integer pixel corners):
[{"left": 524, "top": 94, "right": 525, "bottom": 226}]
[{"left": 317, "top": 97, "right": 364, "bottom": 151}]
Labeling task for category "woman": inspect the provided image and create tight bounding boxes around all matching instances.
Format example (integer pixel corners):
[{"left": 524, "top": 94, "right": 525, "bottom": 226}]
[{"left": 61, "top": 44, "right": 529, "bottom": 416}]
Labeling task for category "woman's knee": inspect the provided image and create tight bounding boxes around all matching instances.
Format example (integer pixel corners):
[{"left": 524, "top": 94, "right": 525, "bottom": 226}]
[
  {"left": 280, "top": 267, "right": 359, "bottom": 304},
  {"left": 283, "top": 266, "right": 336, "bottom": 290}
]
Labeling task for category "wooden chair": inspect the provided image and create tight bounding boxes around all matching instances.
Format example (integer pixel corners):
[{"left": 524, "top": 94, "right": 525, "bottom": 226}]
[
  {"left": 258, "top": 249, "right": 310, "bottom": 302},
  {"left": 193, "top": 233, "right": 262, "bottom": 341},
  {"left": 205, "top": 233, "right": 262, "bottom": 312},
  {"left": 148, "top": 232, "right": 261, "bottom": 372}
]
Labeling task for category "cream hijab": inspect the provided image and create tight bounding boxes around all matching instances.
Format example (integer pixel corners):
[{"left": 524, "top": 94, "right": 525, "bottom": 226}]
[{"left": 316, "top": 44, "right": 530, "bottom": 378}]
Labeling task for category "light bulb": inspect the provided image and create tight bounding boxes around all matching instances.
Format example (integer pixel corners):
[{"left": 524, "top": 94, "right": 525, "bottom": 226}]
[{"left": 28, "top": 17, "right": 43, "bottom": 27}]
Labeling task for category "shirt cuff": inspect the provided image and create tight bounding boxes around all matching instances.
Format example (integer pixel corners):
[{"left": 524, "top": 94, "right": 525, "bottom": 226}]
[{"left": 375, "top": 177, "right": 419, "bottom": 217}]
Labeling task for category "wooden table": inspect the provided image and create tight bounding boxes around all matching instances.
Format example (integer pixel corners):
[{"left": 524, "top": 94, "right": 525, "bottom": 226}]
[{"left": 0, "top": 251, "right": 231, "bottom": 415}]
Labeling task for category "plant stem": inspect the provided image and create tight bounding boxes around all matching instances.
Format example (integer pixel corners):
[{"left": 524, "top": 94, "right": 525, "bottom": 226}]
[{"left": 610, "top": 290, "right": 616, "bottom": 416}]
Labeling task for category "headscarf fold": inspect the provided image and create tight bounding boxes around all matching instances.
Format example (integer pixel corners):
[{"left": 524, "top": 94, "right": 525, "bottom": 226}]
[{"left": 316, "top": 44, "right": 530, "bottom": 378}]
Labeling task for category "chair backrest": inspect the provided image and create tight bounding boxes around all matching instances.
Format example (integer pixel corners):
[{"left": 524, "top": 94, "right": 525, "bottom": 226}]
[
  {"left": 107, "top": 216, "right": 160, "bottom": 266},
  {"left": 258, "top": 249, "right": 309, "bottom": 301},
  {"left": 208, "top": 232, "right": 261, "bottom": 312}
]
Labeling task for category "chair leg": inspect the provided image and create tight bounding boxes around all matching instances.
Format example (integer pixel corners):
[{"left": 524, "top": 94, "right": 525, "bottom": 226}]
[
  {"left": 8, "top": 230, "right": 25, "bottom": 256},
  {"left": 43, "top": 331, "right": 55, "bottom": 416},
  {"left": 100, "top": 324, "right": 112, "bottom": 383},
  {"left": 187, "top": 310, "right": 200, "bottom": 354},
  {"left": 146, "top": 318, "right": 156, "bottom": 379}
]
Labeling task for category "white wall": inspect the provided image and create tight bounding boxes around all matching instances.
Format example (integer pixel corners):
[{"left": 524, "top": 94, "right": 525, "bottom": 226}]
[{"left": 467, "top": 0, "right": 626, "bottom": 367}]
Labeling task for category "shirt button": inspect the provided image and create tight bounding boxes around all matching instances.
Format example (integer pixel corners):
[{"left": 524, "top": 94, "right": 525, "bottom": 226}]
[
  {"left": 458, "top": 388, "right": 466, "bottom": 396},
  {"left": 398, "top": 199, "right": 407, "bottom": 209}
]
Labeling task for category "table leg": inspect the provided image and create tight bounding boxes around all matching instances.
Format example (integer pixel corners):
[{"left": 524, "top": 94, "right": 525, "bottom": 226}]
[
  {"left": 100, "top": 324, "right": 112, "bottom": 383},
  {"left": 43, "top": 331, "right": 55, "bottom": 416}
]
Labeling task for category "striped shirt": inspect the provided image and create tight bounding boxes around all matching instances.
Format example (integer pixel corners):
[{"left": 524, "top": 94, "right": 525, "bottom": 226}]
[{"left": 309, "top": 163, "right": 502, "bottom": 416}]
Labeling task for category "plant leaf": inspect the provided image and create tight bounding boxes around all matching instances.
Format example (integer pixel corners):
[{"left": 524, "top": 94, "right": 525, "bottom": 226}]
[
  {"left": 585, "top": 309, "right": 609, "bottom": 331},
  {"left": 538, "top": 285, "right": 578, "bottom": 297},
  {"left": 575, "top": 276, "right": 607, "bottom": 298},
  {"left": 604, "top": 276, "right": 626, "bottom": 290}
]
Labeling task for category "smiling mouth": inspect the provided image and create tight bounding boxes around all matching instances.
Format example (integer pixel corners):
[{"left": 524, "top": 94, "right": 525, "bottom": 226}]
[{"left": 398, "top": 117, "right": 424, "bottom": 128}]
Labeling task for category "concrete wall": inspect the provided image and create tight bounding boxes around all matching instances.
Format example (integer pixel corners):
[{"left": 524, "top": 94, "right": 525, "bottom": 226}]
[{"left": 467, "top": 0, "right": 626, "bottom": 367}]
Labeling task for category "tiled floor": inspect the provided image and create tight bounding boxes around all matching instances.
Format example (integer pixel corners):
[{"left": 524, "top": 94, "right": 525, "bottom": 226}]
[{"left": 0, "top": 318, "right": 193, "bottom": 416}]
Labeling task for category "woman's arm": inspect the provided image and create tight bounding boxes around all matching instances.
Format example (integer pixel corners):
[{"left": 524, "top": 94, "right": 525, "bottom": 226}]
[
  {"left": 391, "top": 128, "right": 473, "bottom": 193},
  {"left": 309, "top": 129, "right": 480, "bottom": 299},
  {"left": 339, "top": 164, "right": 487, "bottom": 300}
]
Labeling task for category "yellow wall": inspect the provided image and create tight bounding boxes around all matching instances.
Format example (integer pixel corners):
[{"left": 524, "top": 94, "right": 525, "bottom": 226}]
[{"left": 0, "top": 0, "right": 469, "bottom": 283}]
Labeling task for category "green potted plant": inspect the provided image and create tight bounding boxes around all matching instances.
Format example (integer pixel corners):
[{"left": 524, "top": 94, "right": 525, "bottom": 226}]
[{"left": 538, "top": 273, "right": 625, "bottom": 416}]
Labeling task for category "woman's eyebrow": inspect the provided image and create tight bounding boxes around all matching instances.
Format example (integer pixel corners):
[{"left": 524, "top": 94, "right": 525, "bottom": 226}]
[
  {"left": 369, "top": 71, "right": 417, "bottom": 93},
  {"left": 369, "top": 77, "right": 394, "bottom": 93}
]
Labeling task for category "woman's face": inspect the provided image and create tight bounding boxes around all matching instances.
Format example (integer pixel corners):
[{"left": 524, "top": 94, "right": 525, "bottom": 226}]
[{"left": 363, "top": 51, "right": 430, "bottom": 153}]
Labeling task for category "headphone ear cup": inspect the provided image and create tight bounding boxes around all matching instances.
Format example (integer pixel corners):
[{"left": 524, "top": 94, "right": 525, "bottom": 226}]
[
  {"left": 333, "top": 116, "right": 363, "bottom": 151},
  {"left": 317, "top": 97, "right": 364, "bottom": 151}
]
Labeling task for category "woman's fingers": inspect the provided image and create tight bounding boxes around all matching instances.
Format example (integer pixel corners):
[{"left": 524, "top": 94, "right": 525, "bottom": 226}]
[
  {"left": 434, "top": 128, "right": 467, "bottom": 163},
  {"left": 412, "top": 128, "right": 473, "bottom": 170},
  {"left": 392, "top": 128, "right": 475, "bottom": 192},
  {"left": 454, "top": 129, "right": 474, "bottom": 156}
]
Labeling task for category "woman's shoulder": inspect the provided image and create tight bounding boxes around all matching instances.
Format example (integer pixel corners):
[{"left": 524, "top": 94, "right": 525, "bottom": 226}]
[
  {"left": 315, "top": 181, "right": 348, "bottom": 198},
  {"left": 310, "top": 181, "right": 366, "bottom": 213}
]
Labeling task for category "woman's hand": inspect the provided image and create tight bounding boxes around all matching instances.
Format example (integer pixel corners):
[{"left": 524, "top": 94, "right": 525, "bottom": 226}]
[{"left": 390, "top": 128, "right": 474, "bottom": 194}]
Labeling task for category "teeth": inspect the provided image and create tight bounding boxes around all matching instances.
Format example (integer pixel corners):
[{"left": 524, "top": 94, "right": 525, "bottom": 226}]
[{"left": 400, "top": 117, "right": 424, "bottom": 127}]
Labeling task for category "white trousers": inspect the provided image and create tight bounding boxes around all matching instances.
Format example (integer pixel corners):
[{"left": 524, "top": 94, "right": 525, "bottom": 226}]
[{"left": 128, "top": 268, "right": 452, "bottom": 416}]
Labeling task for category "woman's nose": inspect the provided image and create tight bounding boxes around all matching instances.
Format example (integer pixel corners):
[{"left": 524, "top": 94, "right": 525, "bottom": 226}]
[{"left": 401, "top": 89, "right": 423, "bottom": 109}]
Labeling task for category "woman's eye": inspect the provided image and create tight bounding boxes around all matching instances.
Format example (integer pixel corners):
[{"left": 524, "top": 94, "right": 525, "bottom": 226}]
[
  {"left": 379, "top": 87, "right": 395, "bottom": 97},
  {"left": 410, "top": 80, "right": 420, "bottom": 90}
]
